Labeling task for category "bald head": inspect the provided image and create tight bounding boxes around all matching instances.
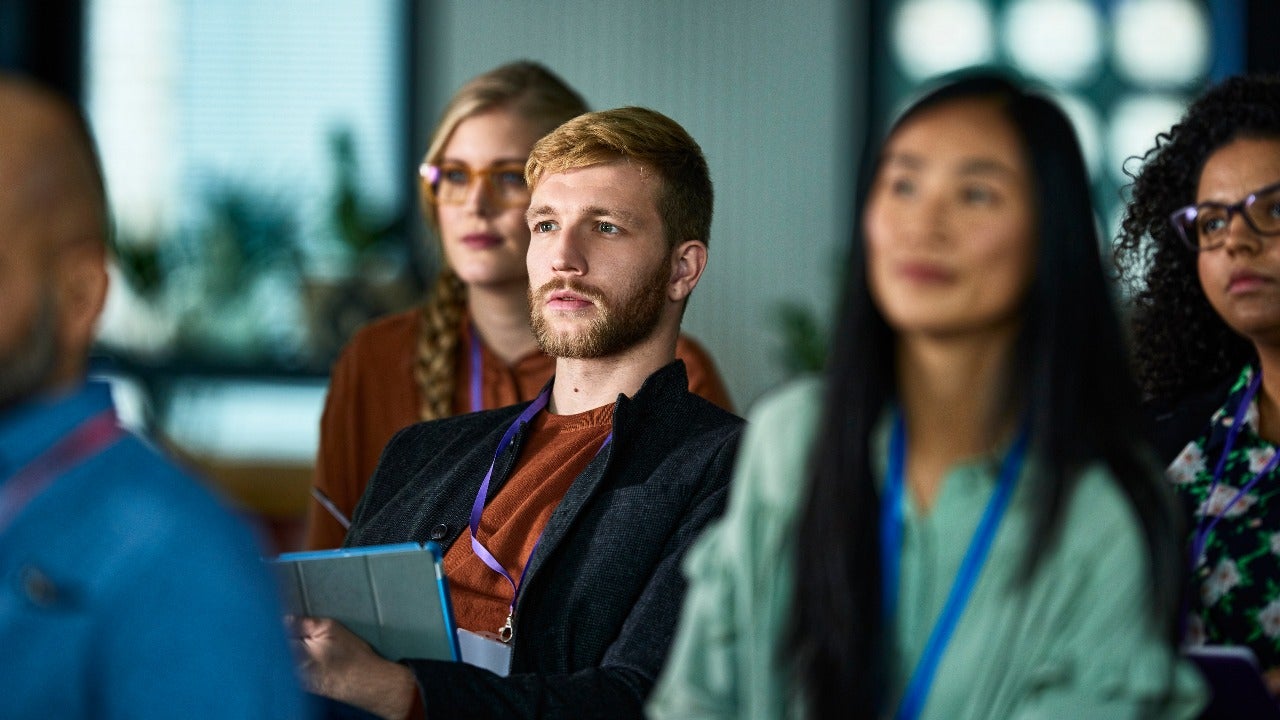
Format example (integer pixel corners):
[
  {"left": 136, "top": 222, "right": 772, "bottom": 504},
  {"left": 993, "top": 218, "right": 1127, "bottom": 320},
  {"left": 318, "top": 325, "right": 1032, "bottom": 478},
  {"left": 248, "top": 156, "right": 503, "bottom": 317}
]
[
  {"left": 0, "top": 76, "right": 108, "bottom": 253},
  {"left": 0, "top": 75, "right": 110, "bottom": 410}
]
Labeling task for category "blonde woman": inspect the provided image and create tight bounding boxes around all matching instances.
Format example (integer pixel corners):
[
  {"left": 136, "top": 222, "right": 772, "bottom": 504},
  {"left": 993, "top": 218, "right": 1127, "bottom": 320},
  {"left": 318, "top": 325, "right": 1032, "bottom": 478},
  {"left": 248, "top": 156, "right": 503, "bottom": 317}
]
[{"left": 306, "top": 62, "right": 732, "bottom": 549}]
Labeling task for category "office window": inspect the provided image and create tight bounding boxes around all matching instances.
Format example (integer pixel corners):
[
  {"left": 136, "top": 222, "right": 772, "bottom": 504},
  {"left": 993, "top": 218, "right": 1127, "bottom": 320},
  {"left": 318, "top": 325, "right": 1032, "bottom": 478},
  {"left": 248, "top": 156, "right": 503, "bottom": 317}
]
[
  {"left": 86, "top": 0, "right": 414, "bottom": 375},
  {"left": 875, "top": 0, "right": 1241, "bottom": 247}
]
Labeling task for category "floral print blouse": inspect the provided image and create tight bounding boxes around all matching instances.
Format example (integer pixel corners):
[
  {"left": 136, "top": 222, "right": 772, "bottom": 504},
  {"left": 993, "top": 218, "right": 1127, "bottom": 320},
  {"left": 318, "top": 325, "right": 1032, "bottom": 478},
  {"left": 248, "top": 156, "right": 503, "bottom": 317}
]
[{"left": 1168, "top": 365, "right": 1280, "bottom": 670}]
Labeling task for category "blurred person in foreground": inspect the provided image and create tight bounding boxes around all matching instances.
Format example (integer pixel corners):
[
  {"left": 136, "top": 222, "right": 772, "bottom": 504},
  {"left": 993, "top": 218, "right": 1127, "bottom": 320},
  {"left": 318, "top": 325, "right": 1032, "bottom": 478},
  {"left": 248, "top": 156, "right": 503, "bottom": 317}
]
[
  {"left": 649, "top": 72, "right": 1205, "bottom": 719},
  {"left": 295, "top": 107, "right": 743, "bottom": 719},
  {"left": 0, "top": 74, "right": 306, "bottom": 719},
  {"left": 305, "top": 61, "right": 733, "bottom": 550}
]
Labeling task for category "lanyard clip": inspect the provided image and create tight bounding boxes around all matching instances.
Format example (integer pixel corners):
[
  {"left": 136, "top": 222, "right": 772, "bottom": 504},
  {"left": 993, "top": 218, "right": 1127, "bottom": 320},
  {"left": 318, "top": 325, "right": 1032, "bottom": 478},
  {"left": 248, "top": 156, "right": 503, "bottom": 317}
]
[{"left": 499, "top": 613, "right": 514, "bottom": 643}]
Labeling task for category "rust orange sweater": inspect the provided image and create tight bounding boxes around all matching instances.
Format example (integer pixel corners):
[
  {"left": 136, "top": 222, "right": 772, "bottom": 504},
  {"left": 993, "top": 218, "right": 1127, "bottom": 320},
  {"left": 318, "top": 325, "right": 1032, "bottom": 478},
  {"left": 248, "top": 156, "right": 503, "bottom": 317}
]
[
  {"left": 443, "top": 403, "right": 613, "bottom": 636},
  {"left": 305, "top": 307, "right": 732, "bottom": 549}
]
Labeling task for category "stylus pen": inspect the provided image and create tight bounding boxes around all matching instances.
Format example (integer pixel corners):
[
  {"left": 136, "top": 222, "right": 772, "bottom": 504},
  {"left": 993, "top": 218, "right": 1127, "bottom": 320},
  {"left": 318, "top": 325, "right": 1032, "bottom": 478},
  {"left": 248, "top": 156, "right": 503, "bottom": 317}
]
[{"left": 310, "top": 487, "right": 351, "bottom": 530}]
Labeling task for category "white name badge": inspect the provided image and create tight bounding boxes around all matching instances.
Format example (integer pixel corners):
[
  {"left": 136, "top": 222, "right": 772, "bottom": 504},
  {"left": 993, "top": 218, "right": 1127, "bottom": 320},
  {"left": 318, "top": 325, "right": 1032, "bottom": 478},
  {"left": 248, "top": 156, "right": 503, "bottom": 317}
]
[{"left": 457, "top": 628, "right": 512, "bottom": 677}]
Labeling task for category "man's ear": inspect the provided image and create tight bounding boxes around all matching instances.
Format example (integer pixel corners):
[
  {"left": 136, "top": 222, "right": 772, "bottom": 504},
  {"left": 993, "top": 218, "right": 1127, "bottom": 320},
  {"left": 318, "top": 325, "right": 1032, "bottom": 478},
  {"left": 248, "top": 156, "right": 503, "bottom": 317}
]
[
  {"left": 54, "top": 242, "right": 108, "bottom": 358},
  {"left": 668, "top": 239, "right": 708, "bottom": 302}
]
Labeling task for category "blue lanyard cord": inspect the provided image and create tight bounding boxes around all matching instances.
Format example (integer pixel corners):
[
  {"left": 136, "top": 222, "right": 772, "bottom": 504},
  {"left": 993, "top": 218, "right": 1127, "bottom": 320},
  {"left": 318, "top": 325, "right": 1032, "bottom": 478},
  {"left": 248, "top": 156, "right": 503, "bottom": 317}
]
[
  {"left": 1191, "top": 371, "right": 1280, "bottom": 567},
  {"left": 881, "top": 414, "right": 907, "bottom": 627},
  {"left": 882, "top": 412, "right": 1029, "bottom": 720}
]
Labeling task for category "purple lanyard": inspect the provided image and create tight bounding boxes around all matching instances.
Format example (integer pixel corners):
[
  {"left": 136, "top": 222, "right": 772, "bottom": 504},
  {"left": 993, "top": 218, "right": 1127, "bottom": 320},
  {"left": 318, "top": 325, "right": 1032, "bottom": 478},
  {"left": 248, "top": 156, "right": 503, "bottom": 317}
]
[
  {"left": 470, "top": 327, "right": 483, "bottom": 413},
  {"left": 1191, "top": 371, "right": 1280, "bottom": 566},
  {"left": 0, "top": 410, "right": 123, "bottom": 536},
  {"left": 467, "top": 386, "right": 612, "bottom": 641}
]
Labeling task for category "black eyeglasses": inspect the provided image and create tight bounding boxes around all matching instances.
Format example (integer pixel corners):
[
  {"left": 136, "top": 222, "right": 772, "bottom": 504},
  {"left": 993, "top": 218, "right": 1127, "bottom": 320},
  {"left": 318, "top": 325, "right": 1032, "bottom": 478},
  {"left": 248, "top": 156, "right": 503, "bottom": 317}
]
[{"left": 1169, "top": 179, "right": 1280, "bottom": 252}]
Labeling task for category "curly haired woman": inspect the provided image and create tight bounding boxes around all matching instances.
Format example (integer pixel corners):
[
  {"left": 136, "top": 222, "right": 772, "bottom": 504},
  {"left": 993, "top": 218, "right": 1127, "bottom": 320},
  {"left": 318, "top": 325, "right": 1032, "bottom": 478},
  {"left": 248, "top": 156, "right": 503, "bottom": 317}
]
[{"left": 1115, "top": 73, "right": 1280, "bottom": 692}]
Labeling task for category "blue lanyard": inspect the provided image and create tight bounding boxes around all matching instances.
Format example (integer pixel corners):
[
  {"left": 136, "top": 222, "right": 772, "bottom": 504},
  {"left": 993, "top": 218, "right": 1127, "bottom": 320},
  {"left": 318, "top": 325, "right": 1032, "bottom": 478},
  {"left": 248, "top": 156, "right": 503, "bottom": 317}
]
[
  {"left": 881, "top": 412, "right": 1028, "bottom": 720},
  {"left": 467, "top": 386, "right": 612, "bottom": 641},
  {"left": 1190, "top": 370, "right": 1280, "bottom": 567}
]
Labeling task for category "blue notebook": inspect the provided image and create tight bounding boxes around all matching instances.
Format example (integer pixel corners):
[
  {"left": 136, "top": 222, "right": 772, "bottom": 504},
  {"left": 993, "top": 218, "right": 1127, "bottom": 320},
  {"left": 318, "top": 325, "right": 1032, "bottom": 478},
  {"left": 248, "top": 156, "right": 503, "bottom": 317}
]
[{"left": 271, "top": 541, "right": 461, "bottom": 662}]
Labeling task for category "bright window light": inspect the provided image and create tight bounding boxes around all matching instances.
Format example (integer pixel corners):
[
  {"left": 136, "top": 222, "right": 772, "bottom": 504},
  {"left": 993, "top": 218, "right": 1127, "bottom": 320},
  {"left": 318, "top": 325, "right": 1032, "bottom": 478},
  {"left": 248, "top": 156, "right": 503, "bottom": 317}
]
[
  {"left": 1004, "top": 0, "right": 1103, "bottom": 86},
  {"left": 85, "top": 0, "right": 407, "bottom": 372},
  {"left": 893, "top": 0, "right": 996, "bottom": 80},
  {"left": 162, "top": 379, "right": 328, "bottom": 461},
  {"left": 1113, "top": 0, "right": 1210, "bottom": 86}
]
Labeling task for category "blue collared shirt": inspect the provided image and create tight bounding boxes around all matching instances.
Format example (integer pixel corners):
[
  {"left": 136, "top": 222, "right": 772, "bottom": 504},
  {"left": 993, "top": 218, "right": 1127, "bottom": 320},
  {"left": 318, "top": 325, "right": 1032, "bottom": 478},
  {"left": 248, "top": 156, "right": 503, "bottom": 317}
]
[
  {"left": 0, "top": 381, "right": 119, "bottom": 483},
  {"left": 0, "top": 381, "right": 309, "bottom": 719}
]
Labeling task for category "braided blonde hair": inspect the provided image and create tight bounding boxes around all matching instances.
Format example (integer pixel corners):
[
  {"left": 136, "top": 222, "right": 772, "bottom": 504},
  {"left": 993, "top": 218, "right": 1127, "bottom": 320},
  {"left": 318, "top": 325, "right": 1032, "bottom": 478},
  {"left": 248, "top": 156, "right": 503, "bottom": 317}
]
[{"left": 414, "top": 61, "right": 587, "bottom": 420}]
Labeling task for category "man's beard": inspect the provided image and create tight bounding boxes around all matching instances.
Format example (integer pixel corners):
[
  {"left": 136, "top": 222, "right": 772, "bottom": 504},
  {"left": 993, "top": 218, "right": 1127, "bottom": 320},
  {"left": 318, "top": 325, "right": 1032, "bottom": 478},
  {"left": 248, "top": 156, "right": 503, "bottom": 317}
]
[
  {"left": 0, "top": 290, "right": 58, "bottom": 413},
  {"left": 529, "top": 254, "right": 670, "bottom": 359}
]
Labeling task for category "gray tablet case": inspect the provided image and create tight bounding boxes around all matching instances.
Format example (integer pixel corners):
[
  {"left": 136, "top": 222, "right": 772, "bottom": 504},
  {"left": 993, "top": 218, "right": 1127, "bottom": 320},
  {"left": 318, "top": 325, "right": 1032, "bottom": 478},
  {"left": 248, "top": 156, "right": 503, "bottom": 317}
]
[{"left": 271, "top": 541, "right": 461, "bottom": 662}]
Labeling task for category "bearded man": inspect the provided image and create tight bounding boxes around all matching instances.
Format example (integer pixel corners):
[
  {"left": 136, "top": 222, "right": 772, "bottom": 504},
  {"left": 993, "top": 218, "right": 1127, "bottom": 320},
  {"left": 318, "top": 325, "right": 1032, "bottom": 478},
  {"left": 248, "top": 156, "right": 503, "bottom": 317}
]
[{"left": 297, "top": 106, "right": 743, "bottom": 720}]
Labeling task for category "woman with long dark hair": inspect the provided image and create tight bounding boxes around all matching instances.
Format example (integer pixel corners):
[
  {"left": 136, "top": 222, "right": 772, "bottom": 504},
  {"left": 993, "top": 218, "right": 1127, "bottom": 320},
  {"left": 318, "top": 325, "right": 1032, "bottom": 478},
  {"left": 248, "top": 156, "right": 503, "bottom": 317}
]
[
  {"left": 649, "top": 73, "right": 1203, "bottom": 718},
  {"left": 1115, "top": 74, "right": 1280, "bottom": 691}
]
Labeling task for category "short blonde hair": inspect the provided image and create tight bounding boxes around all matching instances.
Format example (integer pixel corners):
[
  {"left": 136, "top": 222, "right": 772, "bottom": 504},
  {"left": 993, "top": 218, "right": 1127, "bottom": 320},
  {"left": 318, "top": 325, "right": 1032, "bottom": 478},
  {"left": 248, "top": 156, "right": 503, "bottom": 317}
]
[{"left": 526, "top": 106, "right": 713, "bottom": 248}]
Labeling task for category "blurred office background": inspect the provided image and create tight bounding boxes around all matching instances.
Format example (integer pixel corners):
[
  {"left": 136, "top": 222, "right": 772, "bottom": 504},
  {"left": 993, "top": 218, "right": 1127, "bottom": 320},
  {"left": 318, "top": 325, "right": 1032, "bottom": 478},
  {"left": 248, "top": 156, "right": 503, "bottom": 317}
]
[{"left": 2, "top": 0, "right": 1276, "bottom": 549}]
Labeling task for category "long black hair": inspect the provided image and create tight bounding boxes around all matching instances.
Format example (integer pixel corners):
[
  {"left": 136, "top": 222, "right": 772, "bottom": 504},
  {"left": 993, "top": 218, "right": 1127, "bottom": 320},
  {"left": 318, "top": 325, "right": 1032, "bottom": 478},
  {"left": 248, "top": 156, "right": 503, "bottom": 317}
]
[
  {"left": 1114, "top": 75, "right": 1280, "bottom": 406},
  {"left": 788, "top": 71, "right": 1182, "bottom": 717}
]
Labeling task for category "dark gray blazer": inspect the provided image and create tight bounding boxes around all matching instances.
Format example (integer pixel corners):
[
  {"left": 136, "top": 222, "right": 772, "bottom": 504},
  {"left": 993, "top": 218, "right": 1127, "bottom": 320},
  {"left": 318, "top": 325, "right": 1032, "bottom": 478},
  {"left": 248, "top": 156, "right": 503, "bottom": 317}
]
[{"left": 344, "top": 361, "right": 744, "bottom": 719}]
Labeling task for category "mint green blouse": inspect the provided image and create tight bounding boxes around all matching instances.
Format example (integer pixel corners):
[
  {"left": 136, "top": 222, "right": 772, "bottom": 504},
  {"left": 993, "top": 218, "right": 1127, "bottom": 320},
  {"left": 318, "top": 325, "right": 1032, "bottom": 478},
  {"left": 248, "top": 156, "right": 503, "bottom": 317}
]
[{"left": 648, "top": 379, "right": 1205, "bottom": 719}]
